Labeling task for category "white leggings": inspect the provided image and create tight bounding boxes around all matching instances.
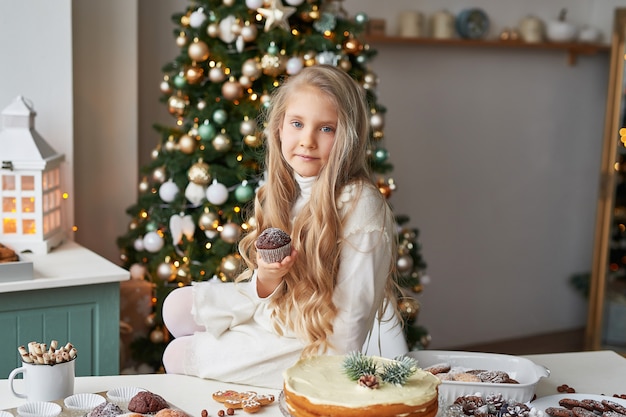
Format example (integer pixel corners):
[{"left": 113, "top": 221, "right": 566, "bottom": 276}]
[{"left": 161, "top": 286, "right": 203, "bottom": 374}]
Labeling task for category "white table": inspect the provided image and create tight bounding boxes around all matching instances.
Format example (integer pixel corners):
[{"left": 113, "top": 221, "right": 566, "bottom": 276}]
[{"left": 1, "top": 350, "right": 625, "bottom": 415}]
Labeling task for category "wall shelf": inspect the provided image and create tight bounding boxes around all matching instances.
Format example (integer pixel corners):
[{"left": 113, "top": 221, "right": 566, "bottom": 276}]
[{"left": 365, "top": 35, "right": 610, "bottom": 65}]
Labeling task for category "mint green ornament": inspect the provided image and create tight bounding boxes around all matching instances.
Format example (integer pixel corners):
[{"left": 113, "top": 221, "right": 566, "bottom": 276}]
[
  {"left": 235, "top": 182, "right": 254, "bottom": 203},
  {"left": 173, "top": 73, "right": 187, "bottom": 88},
  {"left": 213, "top": 109, "right": 228, "bottom": 125},
  {"left": 198, "top": 122, "right": 216, "bottom": 140}
]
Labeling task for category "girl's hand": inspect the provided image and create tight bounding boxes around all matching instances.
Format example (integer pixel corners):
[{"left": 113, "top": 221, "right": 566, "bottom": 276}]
[{"left": 256, "top": 247, "right": 297, "bottom": 298}]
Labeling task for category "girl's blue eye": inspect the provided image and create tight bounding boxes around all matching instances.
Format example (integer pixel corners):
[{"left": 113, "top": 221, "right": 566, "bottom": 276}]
[
  {"left": 321, "top": 126, "right": 334, "bottom": 133},
  {"left": 291, "top": 121, "right": 302, "bottom": 128}
]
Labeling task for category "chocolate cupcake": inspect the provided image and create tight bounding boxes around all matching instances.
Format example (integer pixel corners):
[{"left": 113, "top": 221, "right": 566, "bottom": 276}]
[
  {"left": 128, "top": 391, "right": 168, "bottom": 413},
  {"left": 256, "top": 227, "right": 292, "bottom": 263}
]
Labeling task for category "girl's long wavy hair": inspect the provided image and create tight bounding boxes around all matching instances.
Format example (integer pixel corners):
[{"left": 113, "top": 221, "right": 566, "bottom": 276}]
[{"left": 237, "top": 65, "right": 398, "bottom": 356}]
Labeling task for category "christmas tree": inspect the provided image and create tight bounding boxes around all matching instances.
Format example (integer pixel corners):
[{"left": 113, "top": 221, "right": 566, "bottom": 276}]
[{"left": 117, "top": 0, "right": 430, "bottom": 372}]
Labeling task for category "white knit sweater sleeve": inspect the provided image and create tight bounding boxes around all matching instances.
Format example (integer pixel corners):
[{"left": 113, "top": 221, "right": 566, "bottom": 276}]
[{"left": 328, "top": 183, "right": 395, "bottom": 353}]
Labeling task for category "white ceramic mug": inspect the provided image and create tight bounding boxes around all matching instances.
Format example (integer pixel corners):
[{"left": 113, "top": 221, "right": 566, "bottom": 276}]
[{"left": 8, "top": 359, "right": 75, "bottom": 401}]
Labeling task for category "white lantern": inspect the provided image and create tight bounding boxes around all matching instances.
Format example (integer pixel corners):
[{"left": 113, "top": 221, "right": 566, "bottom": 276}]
[{"left": 0, "top": 96, "right": 65, "bottom": 254}]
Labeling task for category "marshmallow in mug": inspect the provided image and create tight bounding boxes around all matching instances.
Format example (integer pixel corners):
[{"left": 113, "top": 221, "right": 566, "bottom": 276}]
[{"left": 18, "top": 340, "right": 78, "bottom": 365}]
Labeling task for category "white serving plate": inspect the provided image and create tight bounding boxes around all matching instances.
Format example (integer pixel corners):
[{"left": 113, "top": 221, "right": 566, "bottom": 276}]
[{"left": 408, "top": 350, "right": 550, "bottom": 404}]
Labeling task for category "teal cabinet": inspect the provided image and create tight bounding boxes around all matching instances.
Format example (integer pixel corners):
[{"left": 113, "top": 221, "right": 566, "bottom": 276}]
[
  {"left": 0, "top": 281, "right": 121, "bottom": 378},
  {"left": 0, "top": 241, "right": 129, "bottom": 378}
]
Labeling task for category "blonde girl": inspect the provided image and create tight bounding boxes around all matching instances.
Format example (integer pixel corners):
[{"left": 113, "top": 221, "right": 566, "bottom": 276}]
[{"left": 162, "top": 64, "right": 400, "bottom": 389}]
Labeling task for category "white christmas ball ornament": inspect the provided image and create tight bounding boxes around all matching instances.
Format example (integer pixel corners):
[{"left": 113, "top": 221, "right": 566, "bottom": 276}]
[
  {"left": 158, "top": 180, "right": 179, "bottom": 203},
  {"left": 185, "top": 182, "right": 207, "bottom": 207},
  {"left": 285, "top": 0, "right": 305, "bottom": 5},
  {"left": 206, "top": 180, "right": 229, "bottom": 205},
  {"left": 219, "top": 15, "right": 237, "bottom": 44},
  {"left": 189, "top": 9, "right": 207, "bottom": 28},
  {"left": 286, "top": 56, "right": 304, "bottom": 75},
  {"left": 143, "top": 231, "right": 164, "bottom": 253},
  {"left": 245, "top": 0, "right": 264, "bottom": 9},
  {"left": 133, "top": 237, "right": 145, "bottom": 251}
]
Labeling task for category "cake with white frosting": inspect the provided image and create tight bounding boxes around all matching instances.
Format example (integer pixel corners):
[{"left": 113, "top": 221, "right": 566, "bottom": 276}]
[{"left": 282, "top": 354, "right": 440, "bottom": 417}]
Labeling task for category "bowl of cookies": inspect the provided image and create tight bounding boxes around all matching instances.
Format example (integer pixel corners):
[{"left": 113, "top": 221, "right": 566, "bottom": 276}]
[{"left": 407, "top": 350, "right": 550, "bottom": 405}]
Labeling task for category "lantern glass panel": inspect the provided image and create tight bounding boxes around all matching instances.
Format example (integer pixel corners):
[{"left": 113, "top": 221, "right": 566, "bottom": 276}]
[
  {"left": 3, "top": 218, "right": 16, "bottom": 234},
  {"left": 2, "top": 197, "right": 16, "bottom": 213},
  {"left": 43, "top": 213, "right": 50, "bottom": 234},
  {"left": 23, "top": 219, "right": 36, "bottom": 235},
  {"left": 2, "top": 175, "right": 15, "bottom": 191},
  {"left": 22, "top": 197, "right": 35, "bottom": 213},
  {"left": 21, "top": 175, "right": 35, "bottom": 191}
]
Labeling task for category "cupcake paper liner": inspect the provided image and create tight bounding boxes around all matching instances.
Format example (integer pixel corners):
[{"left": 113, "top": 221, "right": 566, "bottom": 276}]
[{"left": 258, "top": 242, "right": 291, "bottom": 263}]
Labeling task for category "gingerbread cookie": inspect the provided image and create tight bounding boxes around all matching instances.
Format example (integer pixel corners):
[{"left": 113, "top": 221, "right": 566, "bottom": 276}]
[
  {"left": 603, "top": 400, "right": 626, "bottom": 416},
  {"left": 424, "top": 362, "right": 451, "bottom": 375},
  {"left": 545, "top": 407, "right": 573, "bottom": 417},
  {"left": 559, "top": 399, "right": 593, "bottom": 410},
  {"left": 212, "top": 390, "right": 275, "bottom": 414},
  {"left": 453, "top": 372, "right": 481, "bottom": 383}
]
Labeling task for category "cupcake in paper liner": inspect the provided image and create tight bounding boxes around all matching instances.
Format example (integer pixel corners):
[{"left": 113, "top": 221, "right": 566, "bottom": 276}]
[{"left": 256, "top": 227, "right": 292, "bottom": 263}]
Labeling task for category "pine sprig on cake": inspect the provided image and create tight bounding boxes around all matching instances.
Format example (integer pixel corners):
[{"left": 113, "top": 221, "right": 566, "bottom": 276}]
[
  {"left": 342, "top": 352, "right": 419, "bottom": 388},
  {"left": 342, "top": 351, "right": 378, "bottom": 381},
  {"left": 380, "top": 355, "right": 418, "bottom": 385}
]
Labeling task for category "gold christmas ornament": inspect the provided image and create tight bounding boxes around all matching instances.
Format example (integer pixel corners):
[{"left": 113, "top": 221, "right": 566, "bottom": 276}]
[
  {"left": 187, "top": 160, "right": 211, "bottom": 185},
  {"left": 240, "top": 22, "right": 258, "bottom": 42},
  {"left": 343, "top": 38, "right": 362, "bottom": 54},
  {"left": 209, "top": 66, "right": 227, "bottom": 83},
  {"left": 152, "top": 166, "right": 167, "bottom": 184},
  {"left": 167, "top": 95, "right": 188, "bottom": 116},
  {"left": 303, "top": 50, "right": 317, "bottom": 66},
  {"left": 231, "top": 20, "right": 243, "bottom": 36},
  {"left": 178, "top": 134, "right": 196, "bottom": 154},
  {"left": 240, "top": 118, "right": 257, "bottom": 136},
  {"left": 212, "top": 132, "right": 232, "bottom": 152},
  {"left": 164, "top": 138, "right": 176, "bottom": 152},
  {"left": 370, "top": 112, "right": 385, "bottom": 130},
  {"left": 220, "top": 222, "right": 242, "bottom": 243},
  {"left": 188, "top": 38, "right": 210, "bottom": 61},
  {"left": 239, "top": 75, "right": 253, "bottom": 88},
  {"left": 222, "top": 78, "right": 244, "bottom": 100},
  {"left": 363, "top": 71, "right": 378, "bottom": 90},
  {"left": 138, "top": 178, "right": 149, "bottom": 193},
  {"left": 185, "top": 65, "right": 204, "bottom": 84},
  {"left": 176, "top": 32, "right": 188, "bottom": 47},
  {"left": 338, "top": 57, "right": 352, "bottom": 71},
  {"left": 150, "top": 328, "right": 165, "bottom": 344},
  {"left": 397, "top": 254, "right": 414, "bottom": 274},
  {"left": 261, "top": 53, "right": 286, "bottom": 77},
  {"left": 242, "top": 58, "right": 262, "bottom": 80},
  {"left": 207, "top": 23, "right": 220, "bottom": 38},
  {"left": 157, "top": 261, "right": 176, "bottom": 281},
  {"left": 160, "top": 80, "right": 172, "bottom": 94},
  {"left": 176, "top": 263, "right": 191, "bottom": 284},
  {"left": 412, "top": 284, "right": 423, "bottom": 294},
  {"left": 220, "top": 253, "right": 243, "bottom": 281},
  {"left": 198, "top": 210, "right": 219, "bottom": 231},
  {"left": 398, "top": 297, "right": 420, "bottom": 322},
  {"left": 244, "top": 134, "right": 262, "bottom": 147}
]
